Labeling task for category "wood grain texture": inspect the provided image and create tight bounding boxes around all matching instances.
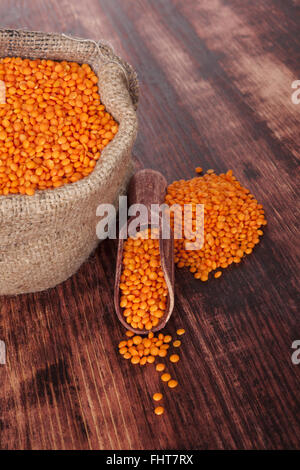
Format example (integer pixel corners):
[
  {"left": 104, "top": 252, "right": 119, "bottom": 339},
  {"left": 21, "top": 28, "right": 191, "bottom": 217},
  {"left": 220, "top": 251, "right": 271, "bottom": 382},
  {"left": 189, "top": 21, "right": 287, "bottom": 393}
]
[{"left": 0, "top": 0, "right": 299, "bottom": 450}]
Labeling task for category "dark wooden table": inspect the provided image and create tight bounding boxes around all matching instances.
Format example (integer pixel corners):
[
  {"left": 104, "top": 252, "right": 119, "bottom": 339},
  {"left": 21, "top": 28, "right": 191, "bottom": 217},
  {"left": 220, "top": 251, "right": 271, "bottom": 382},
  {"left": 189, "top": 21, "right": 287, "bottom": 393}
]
[{"left": 0, "top": 0, "right": 299, "bottom": 450}]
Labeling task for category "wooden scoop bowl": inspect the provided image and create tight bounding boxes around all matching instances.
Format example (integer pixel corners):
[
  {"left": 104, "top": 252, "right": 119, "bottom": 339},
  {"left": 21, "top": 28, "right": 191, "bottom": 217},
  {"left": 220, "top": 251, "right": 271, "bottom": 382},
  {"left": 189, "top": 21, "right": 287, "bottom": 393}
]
[{"left": 114, "top": 169, "right": 174, "bottom": 334}]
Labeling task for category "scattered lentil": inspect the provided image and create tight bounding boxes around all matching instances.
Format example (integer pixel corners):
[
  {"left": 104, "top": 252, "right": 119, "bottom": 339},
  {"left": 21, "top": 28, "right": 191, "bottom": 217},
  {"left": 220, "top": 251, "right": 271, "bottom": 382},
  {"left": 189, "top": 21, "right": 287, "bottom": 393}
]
[
  {"left": 158, "top": 349, "right": 167, "bottom": 358},
  {"left": 161, "top": 373, "right": 171, "bottom": 382},
  {"left": 131, "top": 356, "right": 140, "bottom": 365},
  {"left": 170, "top": 354, "right": 180, "bottom": 363},
  {"left": 177, "top": 329, "right": 185, "bottom": 336},
  {"left": 154, "top": 406, "right": 164, "bottom": 416},
  {"left": 0, "top": 80, "right": 5, "bottom": 104},
  {"left": 168, "top": 379, "right": 178, "bottom": 389},
  {"left": 119, "top": 331, "right": 173, "bottom": 364},
  {"left": 153, "top": 392, "right": 163, "bottom": 402}
]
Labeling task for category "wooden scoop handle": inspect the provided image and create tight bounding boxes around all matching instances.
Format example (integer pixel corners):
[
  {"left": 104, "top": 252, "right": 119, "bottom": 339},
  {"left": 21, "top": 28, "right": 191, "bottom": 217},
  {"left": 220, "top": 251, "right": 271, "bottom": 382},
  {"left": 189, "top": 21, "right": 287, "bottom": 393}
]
[{"left": 128, "top": 169, "right": 167, "bottom": 213}]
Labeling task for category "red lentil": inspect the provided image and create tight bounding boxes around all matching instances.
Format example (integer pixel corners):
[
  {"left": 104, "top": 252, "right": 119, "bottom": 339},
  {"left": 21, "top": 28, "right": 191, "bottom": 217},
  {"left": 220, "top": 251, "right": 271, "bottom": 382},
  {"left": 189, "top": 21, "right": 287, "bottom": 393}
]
[
  {"left": 161, "top": 373, "right": 171, "bottom": 382},
  {"left": 154, "top": 406, "right": 164, "bottom": 416},
  {"left": 169, "top": 354, "right": 180, "bottom": 363},
  {"left": 168, "top": 379, "right": 178, "bottom": 389},
  {"left": 153, "top": 392, "right": 163, "bottom": 401}
]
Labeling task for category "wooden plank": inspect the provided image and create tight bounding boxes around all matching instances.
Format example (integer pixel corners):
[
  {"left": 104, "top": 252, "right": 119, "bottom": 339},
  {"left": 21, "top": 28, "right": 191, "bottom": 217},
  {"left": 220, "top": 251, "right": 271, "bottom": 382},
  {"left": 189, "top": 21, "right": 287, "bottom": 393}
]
[{"left": 0, "top": 0, "right": 299, "bottom": 450}]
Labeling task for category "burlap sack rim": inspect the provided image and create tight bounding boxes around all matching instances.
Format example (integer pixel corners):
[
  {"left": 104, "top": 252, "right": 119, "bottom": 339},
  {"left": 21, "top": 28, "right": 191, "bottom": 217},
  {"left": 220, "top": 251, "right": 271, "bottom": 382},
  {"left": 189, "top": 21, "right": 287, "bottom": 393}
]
[
  {"left": 0, "top": 28, "right": 139, "bottom": 107},
  {"left": 0, "top": 29, "right": 138, "bottom": 213}
]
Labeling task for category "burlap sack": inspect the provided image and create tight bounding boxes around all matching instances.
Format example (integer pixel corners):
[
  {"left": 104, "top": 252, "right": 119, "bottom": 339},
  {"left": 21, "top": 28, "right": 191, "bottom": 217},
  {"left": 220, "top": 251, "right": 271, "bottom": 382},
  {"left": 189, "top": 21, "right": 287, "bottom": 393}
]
[{"left": 0, "top": 29, "right": 138, "bottom": 295}]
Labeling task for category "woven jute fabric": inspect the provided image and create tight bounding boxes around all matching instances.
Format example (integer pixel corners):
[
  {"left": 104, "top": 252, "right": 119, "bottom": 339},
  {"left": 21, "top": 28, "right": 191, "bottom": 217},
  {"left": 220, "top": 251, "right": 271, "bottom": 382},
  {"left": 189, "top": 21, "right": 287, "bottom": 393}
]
[{"left": 0, "top": 29, "right": 138, "bottom": 295}]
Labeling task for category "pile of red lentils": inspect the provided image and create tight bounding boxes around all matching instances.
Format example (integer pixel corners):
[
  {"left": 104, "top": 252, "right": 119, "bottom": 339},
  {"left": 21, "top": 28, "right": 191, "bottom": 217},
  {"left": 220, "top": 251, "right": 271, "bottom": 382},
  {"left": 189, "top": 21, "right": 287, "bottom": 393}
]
[
  {"left": 165, "top": 168, "right": 267, "bottom": 280},
  {"left": 118, "top": 168, "right": 267, "bottom": 416},
  {"left": 0, "top": 57, "right": 118, "bottom": 195},
  {"left": 118, "top": 328, "right": 185, "bottom": 415}
]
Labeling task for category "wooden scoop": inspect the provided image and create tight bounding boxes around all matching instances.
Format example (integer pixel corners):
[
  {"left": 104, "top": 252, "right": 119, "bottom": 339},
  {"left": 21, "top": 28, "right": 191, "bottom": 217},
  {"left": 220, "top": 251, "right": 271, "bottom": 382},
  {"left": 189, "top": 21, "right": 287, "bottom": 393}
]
[{"left": 114, "top": 169, "right": 174, "bottom": 334}]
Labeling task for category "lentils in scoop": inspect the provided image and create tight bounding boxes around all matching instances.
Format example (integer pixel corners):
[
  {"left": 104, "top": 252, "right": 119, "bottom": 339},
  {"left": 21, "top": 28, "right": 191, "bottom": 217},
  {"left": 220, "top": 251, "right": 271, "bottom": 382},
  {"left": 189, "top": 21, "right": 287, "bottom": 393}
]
[
  {"left": 118, "top": 331, "right": 170, "bottom": 365},
  {"left": 119, "top": 228, "right": 168, "bottom": 330},
  {"left": 0, "top": 57, "right": 118, "bottom": 195},
  {"left": 165, "top": 170, "right": 266, "bottom": 280}
]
